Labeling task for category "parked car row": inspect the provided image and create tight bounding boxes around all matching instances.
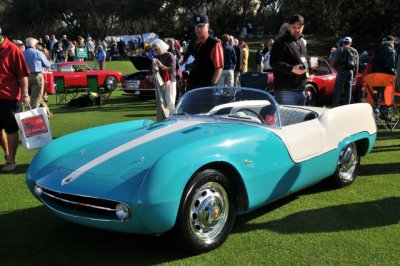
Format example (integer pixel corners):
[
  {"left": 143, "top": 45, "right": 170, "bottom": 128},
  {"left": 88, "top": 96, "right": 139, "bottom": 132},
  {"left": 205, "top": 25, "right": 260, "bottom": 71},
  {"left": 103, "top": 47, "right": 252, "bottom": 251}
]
[
  {"left": 120, "top": 56, "right": 367, "bottom": 106},
  {"left": 42, "top": 56, "right": 367, "bottom": 108}
]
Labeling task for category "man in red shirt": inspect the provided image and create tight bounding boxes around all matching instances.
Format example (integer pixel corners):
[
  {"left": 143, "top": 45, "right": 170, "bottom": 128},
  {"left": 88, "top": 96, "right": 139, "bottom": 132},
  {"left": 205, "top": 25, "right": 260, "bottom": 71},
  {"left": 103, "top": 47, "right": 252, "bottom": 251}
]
[
  {"left": 0, "top": 27, "right": 30, "bottom": 171},
  {"left": 184, "top": 14, "right": 224, "bottom": 90}
]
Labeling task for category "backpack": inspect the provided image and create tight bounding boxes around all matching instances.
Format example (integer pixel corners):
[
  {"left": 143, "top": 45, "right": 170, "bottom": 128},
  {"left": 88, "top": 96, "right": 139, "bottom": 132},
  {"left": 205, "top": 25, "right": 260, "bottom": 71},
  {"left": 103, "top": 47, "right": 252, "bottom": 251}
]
[
  {"left": 68, "top": 94, "right": 95, "bottom": 107},
  {"left": 340, "top": 47, "right": 356, "bottom": 70}
]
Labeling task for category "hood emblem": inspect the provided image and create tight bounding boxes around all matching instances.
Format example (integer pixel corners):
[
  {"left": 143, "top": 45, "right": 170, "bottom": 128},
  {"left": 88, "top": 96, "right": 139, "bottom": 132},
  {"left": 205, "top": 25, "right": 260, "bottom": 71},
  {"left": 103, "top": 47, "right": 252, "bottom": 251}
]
[{"left": 62, "top": 176, "right": 74, "bottom": 186}]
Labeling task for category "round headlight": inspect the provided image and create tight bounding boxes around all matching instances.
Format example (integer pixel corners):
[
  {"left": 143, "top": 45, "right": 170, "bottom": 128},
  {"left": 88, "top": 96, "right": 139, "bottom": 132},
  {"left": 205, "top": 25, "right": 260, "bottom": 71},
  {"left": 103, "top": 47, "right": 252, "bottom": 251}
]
[
  {"left": 115, "top": 203, "right": 130, "bottom": 221},
  {"left": 34, "top": 185, "right": 43, "bottom": 197}
]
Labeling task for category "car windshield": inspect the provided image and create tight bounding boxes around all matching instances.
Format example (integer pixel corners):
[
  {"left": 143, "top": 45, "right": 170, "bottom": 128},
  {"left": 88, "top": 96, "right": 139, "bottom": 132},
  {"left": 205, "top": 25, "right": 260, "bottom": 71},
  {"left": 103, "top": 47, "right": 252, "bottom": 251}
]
[
  {"left": 74, "top": 64, "right": 92, "bottom": 72},
  {"left": 172, "top": 86, "right": 281, "bottom": 126}
]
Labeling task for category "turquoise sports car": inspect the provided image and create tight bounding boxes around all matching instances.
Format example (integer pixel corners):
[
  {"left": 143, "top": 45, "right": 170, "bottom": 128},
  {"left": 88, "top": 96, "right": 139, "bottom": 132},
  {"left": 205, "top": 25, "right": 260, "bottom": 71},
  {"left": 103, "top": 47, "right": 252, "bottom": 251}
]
[{"left": 26, "top": 87, "right": 377, "bottom": 253}]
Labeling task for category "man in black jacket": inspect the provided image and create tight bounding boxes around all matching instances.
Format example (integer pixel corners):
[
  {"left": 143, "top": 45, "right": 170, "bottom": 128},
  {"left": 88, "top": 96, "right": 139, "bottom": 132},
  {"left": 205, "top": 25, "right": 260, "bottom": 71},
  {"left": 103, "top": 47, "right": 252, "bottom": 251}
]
[
  {"left": 372, "top": 35, "right": 396, "bottom": 75},
  {"left": 270, "top": 14, "right": 308, "bottom": 105}
]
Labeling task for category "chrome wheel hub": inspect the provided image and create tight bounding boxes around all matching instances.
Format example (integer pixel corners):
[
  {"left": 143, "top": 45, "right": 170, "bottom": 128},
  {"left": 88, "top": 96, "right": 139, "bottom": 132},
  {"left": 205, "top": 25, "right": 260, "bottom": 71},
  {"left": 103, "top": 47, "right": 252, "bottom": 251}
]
[
  {"left": 338, "top": 144, "right": 358, "bottom": 182},
  {"left": 189, "top": 182, "right": 229, "bottom": 242}
]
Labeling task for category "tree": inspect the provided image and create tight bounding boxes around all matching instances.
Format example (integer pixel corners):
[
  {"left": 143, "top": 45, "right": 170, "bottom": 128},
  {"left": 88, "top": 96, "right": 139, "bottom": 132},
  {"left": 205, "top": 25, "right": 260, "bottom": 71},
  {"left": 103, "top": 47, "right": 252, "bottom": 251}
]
[{"left": 1, "top": 0, "right": 400, "bottom": 45}]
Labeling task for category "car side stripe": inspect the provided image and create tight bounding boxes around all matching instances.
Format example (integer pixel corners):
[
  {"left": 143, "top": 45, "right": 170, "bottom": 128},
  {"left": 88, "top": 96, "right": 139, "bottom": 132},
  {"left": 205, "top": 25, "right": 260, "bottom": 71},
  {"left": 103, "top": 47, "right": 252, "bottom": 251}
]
[{"left": 61, "top": 120, "right": 203, "bottom": 186}]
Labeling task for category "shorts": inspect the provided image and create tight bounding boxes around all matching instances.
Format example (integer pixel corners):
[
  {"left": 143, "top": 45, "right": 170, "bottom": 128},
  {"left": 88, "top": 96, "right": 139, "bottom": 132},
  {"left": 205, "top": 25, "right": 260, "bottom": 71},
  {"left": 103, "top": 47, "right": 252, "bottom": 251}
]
[{"left": 0, "top": 99, "right": 19, "bottom": 134}]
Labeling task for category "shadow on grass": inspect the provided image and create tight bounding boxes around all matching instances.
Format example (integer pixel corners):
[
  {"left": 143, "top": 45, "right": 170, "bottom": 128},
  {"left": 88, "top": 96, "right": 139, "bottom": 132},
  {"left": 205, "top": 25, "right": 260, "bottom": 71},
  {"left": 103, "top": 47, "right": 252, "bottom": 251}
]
[
  {"left": 370, "top": 144, "right": 400, "bottom": 153},
  {"left": 48, "top": 93, "right": 156, "bottom": 116},
  {"left": 0, "top": 206, "right": 190, "bottom": 265},
  {"left": 234, "top": 197, "right": 400, "bottom": 234},
  {"left": 376, "top": 129, "right": 400, "bottom": 140},
  {"left": 359, "top": 162, "right": 400, "bottom": 176}
]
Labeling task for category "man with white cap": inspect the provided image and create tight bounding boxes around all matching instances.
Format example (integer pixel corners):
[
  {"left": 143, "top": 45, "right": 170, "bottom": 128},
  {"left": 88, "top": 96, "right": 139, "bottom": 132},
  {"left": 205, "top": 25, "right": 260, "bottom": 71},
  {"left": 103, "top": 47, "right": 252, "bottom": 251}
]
[
  {"left": 332, "top": 36, "right": 359, "bottom": 107},
  {"left": 23, "top": 37, "right": 51, "bottom": 116}
]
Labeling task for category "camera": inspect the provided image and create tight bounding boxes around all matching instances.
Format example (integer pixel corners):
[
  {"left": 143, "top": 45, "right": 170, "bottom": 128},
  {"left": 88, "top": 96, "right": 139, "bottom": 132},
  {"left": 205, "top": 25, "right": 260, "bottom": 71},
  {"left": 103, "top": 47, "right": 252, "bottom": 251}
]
[
  {"left": 182, "top": 62, "right": 196, "bottom": 79},
  {"left": 182, "top": 71, "right": 190, "bottom": 79}
]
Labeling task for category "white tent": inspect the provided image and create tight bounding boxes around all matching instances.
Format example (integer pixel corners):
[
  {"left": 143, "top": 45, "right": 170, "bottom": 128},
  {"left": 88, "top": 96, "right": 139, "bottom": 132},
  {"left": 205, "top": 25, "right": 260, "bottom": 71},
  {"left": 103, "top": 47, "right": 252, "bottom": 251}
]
[{"left": 105, "top": 32, "right": 159, "bottom": 45}]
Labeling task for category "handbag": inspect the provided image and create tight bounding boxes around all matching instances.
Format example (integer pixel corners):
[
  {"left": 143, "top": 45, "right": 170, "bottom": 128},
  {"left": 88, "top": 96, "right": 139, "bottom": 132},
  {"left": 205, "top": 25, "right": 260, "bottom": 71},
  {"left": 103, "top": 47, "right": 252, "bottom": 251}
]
[{"left": 14, "top": 107, "right": 52, "bottom": 149}]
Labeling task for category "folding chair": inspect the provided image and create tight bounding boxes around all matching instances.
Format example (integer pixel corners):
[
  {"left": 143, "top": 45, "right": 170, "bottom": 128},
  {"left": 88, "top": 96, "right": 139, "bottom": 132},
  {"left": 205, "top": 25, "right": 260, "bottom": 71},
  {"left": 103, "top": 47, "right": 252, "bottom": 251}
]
[
  {"left": 363, "top": 73, "right": 400, "bottom": 131},
  {"left": 87, "top": 75, "right": 112, "bottom": 105},
  {"left": 55, "top": 76, "right": 68, "bottom": 104},
  {"left": 240, "top": 72, "right": 270, "bottom": 91},
  {"left": 87, "top": 75, "right": 98, "bottom": 94}
]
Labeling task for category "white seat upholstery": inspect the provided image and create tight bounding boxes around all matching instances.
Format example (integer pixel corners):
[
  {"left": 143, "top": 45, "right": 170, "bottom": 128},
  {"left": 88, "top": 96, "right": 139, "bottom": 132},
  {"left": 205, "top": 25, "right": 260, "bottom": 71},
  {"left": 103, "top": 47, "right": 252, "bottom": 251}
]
[{"left": 278, "top": 107, "right": 317, "bottom": 126}]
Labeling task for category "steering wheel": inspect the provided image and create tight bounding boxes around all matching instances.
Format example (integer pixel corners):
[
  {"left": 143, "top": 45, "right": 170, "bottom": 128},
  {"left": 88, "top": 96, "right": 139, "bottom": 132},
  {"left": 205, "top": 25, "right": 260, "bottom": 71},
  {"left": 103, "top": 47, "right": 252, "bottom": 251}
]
[{"left": 233, "top": 108, "right": 265, "bottom": 123}]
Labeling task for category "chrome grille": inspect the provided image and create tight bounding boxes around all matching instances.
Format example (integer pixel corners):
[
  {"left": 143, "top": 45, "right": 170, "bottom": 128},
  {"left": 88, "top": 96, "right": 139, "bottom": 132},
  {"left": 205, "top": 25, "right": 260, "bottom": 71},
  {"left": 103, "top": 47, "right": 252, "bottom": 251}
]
[{"left": 39, "top": 186, "right": 126, "bottom": 222}]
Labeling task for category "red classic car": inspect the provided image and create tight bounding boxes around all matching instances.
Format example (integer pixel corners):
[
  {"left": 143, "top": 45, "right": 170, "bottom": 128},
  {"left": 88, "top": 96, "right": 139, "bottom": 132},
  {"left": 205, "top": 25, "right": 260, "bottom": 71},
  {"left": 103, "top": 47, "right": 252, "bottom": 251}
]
[
  {"left": 266, "top": 57, "right": 365, "bottom": 106},
  {"left": 305, "top": 57, "right": 365, "bottom": 105},
  {"left": 50, "top": 62, "right": 122, "bottom": 91},
  {"left": 121, "top": 56, "right": 154, "bottom": 96},
  {"left": 43, "top": 71, "right": 55, "bottom": 94}
]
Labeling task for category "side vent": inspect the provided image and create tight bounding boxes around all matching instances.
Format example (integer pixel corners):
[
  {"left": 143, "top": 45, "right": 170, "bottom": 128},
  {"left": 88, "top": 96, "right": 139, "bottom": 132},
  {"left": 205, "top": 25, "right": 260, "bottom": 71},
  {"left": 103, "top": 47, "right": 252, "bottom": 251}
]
[
  {"left": 181, "top": 127, "right": 201, "bottom": 134},
  {"left": 146, "top": 124, "right": 164, "bottom": 131}
]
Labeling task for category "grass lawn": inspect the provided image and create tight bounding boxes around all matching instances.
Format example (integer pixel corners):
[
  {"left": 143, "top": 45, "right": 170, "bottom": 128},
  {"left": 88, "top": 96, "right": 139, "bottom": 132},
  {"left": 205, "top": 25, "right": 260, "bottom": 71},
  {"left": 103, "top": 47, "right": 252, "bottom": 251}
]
[{"left": 0, "top": 76, "right": 399, "bottom": 264}]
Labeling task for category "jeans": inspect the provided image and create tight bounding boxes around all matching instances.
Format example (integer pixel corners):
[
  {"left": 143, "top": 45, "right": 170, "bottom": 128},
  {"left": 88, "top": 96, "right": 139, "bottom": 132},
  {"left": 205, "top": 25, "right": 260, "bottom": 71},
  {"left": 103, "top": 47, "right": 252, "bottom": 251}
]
[
  {"left": 274, "top": 90, "right": 306, "bottom": 105},
  {"left": 332, "top": 70, "right": 353, "bottom": 107},
  {"left": 217, "top": 69, "right": 234, "bottom": 86}
]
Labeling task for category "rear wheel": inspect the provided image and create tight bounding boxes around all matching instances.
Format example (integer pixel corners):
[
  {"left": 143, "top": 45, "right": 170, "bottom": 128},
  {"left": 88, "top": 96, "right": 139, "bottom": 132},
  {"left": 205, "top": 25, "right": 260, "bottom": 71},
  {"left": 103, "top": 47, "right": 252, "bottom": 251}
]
[
  {"left": 176, "top": 169, "right": 236, "bottom": 254},
  {"left": 305, "top": 84, "right": 318, "bottom": 106},
  {"left": 104, "top": 76, "right": 117, "bottom": 92},
  {"left": 331, "top": 143, "right": 360, "bottom": 187}
]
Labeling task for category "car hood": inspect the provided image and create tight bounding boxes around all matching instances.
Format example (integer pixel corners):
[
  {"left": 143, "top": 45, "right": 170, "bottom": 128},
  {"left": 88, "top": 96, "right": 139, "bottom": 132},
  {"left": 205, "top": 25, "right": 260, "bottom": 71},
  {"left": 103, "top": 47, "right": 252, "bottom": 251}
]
[
  {"left": 128, "top": 56, "right": 152, "bottom": 71},
  {"left": 29, "top": 119, "right": 255, "bottom": 198}
]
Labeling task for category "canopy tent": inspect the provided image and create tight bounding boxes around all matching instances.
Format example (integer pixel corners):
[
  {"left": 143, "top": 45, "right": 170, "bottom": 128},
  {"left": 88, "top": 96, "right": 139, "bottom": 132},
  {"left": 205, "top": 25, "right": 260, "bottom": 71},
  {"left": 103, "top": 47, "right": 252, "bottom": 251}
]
[{"left": 105, "top": 32, "right": 159, "bottom": 45}]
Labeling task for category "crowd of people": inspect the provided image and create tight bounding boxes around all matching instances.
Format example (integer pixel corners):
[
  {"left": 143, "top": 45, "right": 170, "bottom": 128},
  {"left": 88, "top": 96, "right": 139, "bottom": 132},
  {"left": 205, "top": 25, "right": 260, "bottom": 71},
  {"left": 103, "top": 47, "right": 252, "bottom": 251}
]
[{"left": 1, "top": 13, "right": 400, "bottom": 171}]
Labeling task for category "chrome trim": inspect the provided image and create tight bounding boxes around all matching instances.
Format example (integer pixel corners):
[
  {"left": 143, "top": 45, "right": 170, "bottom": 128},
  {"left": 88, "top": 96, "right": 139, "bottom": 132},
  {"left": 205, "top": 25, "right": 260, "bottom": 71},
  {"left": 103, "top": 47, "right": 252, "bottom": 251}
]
[
  {"left": 42, "top": 200, "right": 122, "bottom": 223},
  {"left": 41, "top": 190, "right": 116, "bottom": 212},
  {"left": 36, "top": 184, "right": 131, "bottom": 222}
]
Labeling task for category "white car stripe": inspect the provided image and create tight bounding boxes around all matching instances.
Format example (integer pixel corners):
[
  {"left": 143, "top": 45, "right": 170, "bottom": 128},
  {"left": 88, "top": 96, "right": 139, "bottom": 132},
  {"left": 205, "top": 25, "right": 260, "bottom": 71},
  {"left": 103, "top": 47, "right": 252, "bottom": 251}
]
[{"left": 61, "top": 120, "right": 203, "bottom": 186}]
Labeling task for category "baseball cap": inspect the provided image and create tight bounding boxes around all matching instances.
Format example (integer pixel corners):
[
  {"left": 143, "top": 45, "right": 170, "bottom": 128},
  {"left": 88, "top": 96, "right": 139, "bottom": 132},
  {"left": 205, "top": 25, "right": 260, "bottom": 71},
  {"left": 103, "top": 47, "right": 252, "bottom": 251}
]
[
  {"left": 194, "top": 14, "right": 209, "bottom": 26},
  {"left": 289, "top": 14, "right": 304, "bottom": 25},
  {"left": 343, "top": 36, "right": 352, "bottom": 43},
  {"left": 383, "top": 35, "right": 395, "bottom": 42}
]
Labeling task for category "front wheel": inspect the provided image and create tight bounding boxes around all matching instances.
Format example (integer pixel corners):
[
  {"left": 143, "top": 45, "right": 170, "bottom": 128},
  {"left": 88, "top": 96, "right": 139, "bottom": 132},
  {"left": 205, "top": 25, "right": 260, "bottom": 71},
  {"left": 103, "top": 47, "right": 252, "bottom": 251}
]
[
  {"left": 175, "top": 169, "right": 236, "bottom": 253},
  {"left": 331, "top": 143, "right": 360, "bottom": 187}
]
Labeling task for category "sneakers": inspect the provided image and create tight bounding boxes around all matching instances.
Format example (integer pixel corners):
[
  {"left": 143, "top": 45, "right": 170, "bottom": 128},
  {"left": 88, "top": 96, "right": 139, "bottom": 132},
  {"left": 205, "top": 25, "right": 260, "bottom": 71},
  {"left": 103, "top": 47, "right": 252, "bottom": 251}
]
[{"left": 2, "top": 162, "right": 16, "bottom": 172}]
